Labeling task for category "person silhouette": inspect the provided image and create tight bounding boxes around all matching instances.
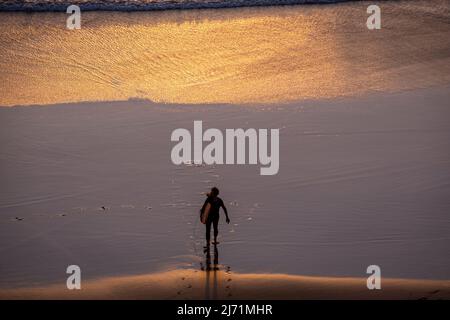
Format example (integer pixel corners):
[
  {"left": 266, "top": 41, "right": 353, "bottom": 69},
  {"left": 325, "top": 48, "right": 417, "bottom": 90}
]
[{"left": 200, "top": 187, "right": 230, "bottom": 247}]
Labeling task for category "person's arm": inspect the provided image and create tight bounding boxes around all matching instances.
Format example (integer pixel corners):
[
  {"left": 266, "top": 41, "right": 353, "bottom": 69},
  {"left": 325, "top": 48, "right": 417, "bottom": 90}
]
[{"left": 221, "top": 200, "right": 230, "bottom": 224}]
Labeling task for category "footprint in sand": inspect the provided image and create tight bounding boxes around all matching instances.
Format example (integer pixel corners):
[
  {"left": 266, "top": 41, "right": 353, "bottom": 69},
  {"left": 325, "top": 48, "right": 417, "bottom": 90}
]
[
  {"left": 13, "top": 217, "right": 24, "bottom": 221},
  {"left": 429, "top": 290, "right": 440, "bottom": 294},
  {"left": 418, "top": 290, "right": 441, "bottom": 300}
]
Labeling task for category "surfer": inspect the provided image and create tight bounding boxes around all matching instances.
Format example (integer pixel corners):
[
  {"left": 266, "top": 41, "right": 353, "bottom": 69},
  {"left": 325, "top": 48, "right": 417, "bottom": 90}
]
[{"left": 200, "top": 187, "right": 230, "bottom": 247}]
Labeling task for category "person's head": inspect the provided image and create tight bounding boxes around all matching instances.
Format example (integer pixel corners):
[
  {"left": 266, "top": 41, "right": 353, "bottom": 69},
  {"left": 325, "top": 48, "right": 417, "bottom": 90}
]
[{"left": 210, "top": 187, "right": 219, "bottom": 197}]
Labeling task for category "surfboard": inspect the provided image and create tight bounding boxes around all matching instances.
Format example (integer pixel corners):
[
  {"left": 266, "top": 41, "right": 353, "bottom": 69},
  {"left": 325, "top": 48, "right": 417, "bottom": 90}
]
[{"left": 201, "top": 202, "right": 211, "bottom": 224}]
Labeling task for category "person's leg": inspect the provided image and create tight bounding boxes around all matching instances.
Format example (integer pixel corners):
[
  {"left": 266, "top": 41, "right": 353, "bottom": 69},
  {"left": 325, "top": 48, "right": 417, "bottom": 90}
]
[
  {"left": 212, "top": 216, "right": 219, "bottom": 244},
  {"left": 205, "top": 219, "right": 212, "bottom": 246}
]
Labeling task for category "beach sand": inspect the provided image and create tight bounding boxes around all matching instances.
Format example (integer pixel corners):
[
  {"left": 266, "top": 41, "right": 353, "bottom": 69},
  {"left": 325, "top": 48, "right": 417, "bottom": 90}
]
[{"left": 1, "top": 268, "right": 449, "bottom": 300}]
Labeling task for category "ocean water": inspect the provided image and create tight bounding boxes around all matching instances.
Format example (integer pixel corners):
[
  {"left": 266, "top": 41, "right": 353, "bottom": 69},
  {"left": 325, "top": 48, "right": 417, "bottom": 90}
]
[{"left": 1, "top": 0, "right": 450, "bottom": 106}]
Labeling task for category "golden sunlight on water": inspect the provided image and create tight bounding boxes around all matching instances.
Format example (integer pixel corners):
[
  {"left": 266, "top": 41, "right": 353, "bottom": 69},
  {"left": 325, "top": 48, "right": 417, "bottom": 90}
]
[{"left": 0, "top": 2, "right": 450, "bottom": 106}]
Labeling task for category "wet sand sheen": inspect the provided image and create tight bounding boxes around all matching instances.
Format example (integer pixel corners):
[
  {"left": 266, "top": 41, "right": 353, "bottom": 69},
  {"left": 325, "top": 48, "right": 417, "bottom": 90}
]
[
  {"left": 1, "top": 1, "right": 450, "bottom": 106},
  {"left": 0, "top": 86, "right": 449, "bottom": 287},
  {"left": 1, "top": 269, "right": 449, "bottom": 300}
]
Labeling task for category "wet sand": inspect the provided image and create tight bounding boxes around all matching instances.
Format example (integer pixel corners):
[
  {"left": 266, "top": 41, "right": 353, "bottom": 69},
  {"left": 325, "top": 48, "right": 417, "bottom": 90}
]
[
  {"left": 1, "top": 86, "right": 450, "bottom": 289},
  {"left": 1, "top": 268, "right": 449, "bottom": 300}
]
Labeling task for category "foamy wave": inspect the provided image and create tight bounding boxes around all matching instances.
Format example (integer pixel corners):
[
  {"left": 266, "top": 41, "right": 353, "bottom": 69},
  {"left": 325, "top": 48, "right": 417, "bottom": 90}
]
[{"left": 0, "top": 0, "right": 352, "bottom": 12}]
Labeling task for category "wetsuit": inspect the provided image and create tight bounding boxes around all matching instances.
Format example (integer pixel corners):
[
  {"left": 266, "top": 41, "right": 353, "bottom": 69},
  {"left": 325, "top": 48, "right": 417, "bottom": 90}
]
[{"left": 201, "top": 196, "right": 224, "bottom": 243}]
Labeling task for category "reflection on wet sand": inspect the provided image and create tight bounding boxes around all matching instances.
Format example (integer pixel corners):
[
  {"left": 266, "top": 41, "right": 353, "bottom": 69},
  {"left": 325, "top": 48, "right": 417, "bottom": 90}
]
[
  {"left": 202, "top": 245, "right": 219, "bottom": 300},
  {"left": 200, "top": 245, "right": 234, "bottom": 299}
]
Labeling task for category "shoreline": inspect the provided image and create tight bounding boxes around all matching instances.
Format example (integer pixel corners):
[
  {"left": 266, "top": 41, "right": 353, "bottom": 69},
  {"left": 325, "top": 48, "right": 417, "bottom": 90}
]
[
  {"left": 1, "top": 83, "right": 449, "bottom": 109},
  {"left": 1, "top": 269, "right": 449, "bottom": 300}
]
